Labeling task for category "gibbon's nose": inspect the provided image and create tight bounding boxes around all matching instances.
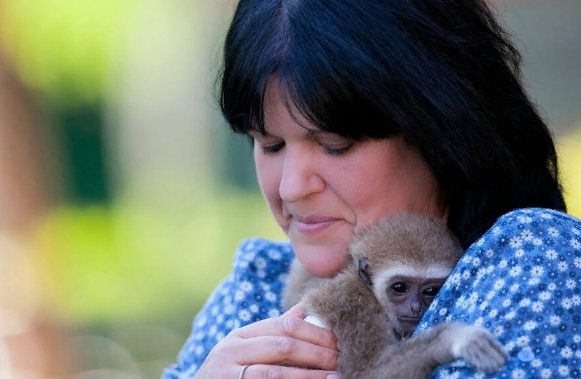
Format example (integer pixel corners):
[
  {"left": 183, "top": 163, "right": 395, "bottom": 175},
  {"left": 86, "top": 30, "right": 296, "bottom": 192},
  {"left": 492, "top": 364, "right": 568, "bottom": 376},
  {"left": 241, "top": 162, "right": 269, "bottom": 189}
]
[{"left": 410, "top": 299, "right": 421, "bottom": 317}]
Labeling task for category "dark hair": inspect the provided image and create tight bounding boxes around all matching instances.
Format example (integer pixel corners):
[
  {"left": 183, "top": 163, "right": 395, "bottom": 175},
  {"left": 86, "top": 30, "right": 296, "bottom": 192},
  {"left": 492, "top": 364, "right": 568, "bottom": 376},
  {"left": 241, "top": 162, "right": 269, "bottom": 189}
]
[{"left": 219, "top": 0, "right": 566, "bottom": 249}]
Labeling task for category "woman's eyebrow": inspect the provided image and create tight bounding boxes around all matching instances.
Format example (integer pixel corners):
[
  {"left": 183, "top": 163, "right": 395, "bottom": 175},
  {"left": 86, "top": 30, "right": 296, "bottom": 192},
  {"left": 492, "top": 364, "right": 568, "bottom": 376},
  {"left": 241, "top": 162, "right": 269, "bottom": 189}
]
[
  {"left": 306, "top": 129, "right": 341, "bottom": 138},
  {"left": 248, "top": 128, "right": 271, "bottom": 137},
  {"left": 305, "top": 128, "right": 326, "bottom": 137}
]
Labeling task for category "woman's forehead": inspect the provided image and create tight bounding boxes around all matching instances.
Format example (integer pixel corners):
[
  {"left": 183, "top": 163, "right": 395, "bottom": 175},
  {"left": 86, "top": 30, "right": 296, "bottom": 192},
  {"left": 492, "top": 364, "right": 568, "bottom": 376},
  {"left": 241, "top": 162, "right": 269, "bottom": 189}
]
[{"left": 262, "top": 79, "right": 319, "bottom": 132}]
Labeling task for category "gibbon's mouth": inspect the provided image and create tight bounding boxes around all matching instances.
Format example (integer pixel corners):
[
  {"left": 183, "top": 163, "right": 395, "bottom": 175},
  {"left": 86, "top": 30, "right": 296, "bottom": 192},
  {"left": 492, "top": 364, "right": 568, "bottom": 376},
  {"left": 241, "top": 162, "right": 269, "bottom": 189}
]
[
  {"left": 395, "top": 318, "right": 420, "bottom": 340},
  {"left": 399, "top": 316, "right": 421, "bottom": 324},
  {"left": 398, "top": 317, "right": 420, "bottom": 328},
  {"left": 393, "top": 327, "right": 412, "bottom": 340}
]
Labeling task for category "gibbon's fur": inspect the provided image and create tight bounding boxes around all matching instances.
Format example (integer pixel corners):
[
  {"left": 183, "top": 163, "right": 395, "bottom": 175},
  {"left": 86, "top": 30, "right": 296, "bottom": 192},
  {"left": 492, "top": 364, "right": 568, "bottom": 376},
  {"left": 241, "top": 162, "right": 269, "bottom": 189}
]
[{"left": 283, "top": 213, "right": 507, "bottom": 378}]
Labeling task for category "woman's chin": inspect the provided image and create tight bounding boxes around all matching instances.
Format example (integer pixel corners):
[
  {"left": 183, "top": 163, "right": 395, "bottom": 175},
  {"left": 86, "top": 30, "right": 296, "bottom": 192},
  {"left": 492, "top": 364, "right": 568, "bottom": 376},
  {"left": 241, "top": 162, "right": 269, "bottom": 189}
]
[{"left": 292, "top": 245, "right": 349, "bottom": 278}]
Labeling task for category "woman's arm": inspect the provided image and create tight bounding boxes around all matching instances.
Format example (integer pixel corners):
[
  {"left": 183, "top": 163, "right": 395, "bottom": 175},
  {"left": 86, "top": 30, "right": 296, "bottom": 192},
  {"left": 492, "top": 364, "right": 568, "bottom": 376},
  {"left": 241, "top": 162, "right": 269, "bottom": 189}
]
[
  {"left": 162, "top": 238, "right": 339, "bottom": 378},
  {"left": 417, "top": 208, "right": 580, "bottom": 378}
]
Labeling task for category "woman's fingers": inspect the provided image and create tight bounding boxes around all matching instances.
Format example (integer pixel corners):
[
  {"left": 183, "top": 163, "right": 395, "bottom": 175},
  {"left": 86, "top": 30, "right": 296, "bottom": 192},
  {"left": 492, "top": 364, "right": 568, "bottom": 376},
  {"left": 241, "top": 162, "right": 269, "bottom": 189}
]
[
  {"left": 234, "top": 305, "right": 337, "bottom": 351},
  {"left": 285, "top": 303, "right": 307, "bottom": 318},
  {"left": 195, "top": 305, "right": 340, "bottom": 378},
  {"left": 220, "top": 325, "right": 338, "bottom": 370},
  {"left": 241, "top": 364, "right": 340, "bottom": 379},
  {"left": 234, "top": 335, "right": 338, "bottom": 370}
]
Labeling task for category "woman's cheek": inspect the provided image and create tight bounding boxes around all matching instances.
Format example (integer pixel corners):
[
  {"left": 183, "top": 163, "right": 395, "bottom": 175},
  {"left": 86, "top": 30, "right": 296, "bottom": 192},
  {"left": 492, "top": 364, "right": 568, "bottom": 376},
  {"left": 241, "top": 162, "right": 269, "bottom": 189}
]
[{"left": 255, "top": 155, "right": 286, "bottom": 224}]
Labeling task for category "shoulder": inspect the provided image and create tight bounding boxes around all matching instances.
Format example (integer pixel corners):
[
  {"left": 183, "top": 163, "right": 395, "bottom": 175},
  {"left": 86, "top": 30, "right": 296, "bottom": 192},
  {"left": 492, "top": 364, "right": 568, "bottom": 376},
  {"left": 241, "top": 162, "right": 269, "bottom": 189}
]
[
  {"left": 213, "top": 237, "right": 295, "bottom": 322},
  {"left": 436, "top": 208, "right": 580, "bottom": 315},
  {"left": 440, "top": 207, "right": 580, "bottom": 318},
  {"left": 483, "top": 207, "right": 581, "bottom": 238},
  {"left": 205, "top": 237, "right": 294, "bottom": 332},
  {"left": 231, "top": 237, "right": 295, "bottom": 281},
  {"left": 419, "top": 208, "right": 581, "bottom": 378},
  {"left": 466, "top": 208, "right": 581, "bottom": 266},
  {"left": 198, "top": 238, "right": 295, "bottom": 319}
]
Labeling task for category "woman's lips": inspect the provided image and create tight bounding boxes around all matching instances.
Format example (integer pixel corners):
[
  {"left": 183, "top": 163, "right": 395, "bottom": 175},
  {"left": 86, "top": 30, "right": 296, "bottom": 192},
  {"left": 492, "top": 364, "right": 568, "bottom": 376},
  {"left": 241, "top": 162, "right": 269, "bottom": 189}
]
[{"left": 293, "top": 216, "right": 339, "bottom": 234}]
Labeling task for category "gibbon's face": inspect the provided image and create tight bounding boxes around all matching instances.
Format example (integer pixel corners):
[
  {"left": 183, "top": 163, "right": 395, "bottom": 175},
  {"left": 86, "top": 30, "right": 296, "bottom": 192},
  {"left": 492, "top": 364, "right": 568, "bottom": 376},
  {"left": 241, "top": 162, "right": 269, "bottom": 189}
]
[
  {"left": 383, "top": 275, "right": 447, "bottom": 338},
  {"left": 251, "top": 79, "right": 446, "bottom": 277}
]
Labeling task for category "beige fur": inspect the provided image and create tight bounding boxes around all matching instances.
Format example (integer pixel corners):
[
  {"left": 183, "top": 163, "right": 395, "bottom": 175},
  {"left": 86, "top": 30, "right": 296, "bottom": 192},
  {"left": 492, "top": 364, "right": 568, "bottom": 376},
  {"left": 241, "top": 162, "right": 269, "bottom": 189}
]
[
  {"left": 282, "top": 258, "right": 326, "bottom": 309},
  {"left": 283, "top": 213, "right": 507, "bottom": 379}
]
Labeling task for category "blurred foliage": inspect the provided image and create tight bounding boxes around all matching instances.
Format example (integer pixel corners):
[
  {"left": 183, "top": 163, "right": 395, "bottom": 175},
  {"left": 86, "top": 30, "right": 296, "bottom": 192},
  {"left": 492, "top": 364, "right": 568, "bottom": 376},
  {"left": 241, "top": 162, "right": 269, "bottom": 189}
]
[
  {"left": 0, "top": 0, "right": 135, "bottom": 106},
  {"left": 559, "top": 127, "right": 581, "bottom": 217},
  {"left": 33, "top": 191, "right": 284, "bottom": 324},
  {"left": 59, "top": 104, "right": 111, "bottom": 202}
]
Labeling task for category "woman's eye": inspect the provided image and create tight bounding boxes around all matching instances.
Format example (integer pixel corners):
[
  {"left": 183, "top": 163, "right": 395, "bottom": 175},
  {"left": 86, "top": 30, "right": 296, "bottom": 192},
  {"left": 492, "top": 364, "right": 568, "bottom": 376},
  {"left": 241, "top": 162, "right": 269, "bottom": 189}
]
[
  {"left": 319, "top": 137, "right": 354, "bottom": 157},
  {"left": 323, "top": 144, "right": 352, "bottom": 157},
  {"left": 261, "top": 142, "right": 285, "bottom": 154}
]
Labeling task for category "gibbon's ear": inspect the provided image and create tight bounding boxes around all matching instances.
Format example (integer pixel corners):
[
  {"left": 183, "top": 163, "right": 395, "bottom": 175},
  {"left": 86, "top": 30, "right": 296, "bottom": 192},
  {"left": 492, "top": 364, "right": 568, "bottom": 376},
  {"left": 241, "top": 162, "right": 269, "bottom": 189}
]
[{"left": 358, "top": 257, "right": 373, "bottom": 287}]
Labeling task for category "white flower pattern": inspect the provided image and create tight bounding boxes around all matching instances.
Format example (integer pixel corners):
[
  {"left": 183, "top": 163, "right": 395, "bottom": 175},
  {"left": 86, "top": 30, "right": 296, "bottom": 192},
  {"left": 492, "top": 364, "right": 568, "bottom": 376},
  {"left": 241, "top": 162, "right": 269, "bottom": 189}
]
[{"left": 417, "top": 209, "right": 580, "bottom": 379}]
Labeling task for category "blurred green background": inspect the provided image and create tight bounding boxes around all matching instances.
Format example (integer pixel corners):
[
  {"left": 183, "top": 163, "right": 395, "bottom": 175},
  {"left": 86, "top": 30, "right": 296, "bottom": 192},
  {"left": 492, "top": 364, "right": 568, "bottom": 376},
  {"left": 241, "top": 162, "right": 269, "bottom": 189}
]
[{"left": 0, "top": 0, "right": 579, "bottom": 378}]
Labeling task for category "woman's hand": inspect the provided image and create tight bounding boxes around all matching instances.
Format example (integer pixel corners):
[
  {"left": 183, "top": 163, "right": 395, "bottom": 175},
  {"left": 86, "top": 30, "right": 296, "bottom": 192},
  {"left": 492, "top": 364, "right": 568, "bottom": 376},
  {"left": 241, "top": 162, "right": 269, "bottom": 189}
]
[{"left": 194, "top": 304, "right": 340, "bottom": 378}]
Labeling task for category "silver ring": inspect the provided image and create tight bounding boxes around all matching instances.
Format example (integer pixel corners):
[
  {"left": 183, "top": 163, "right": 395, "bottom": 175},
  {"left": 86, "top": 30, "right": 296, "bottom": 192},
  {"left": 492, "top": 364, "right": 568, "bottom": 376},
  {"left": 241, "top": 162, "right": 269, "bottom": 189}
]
[{"left": 238, "top": 364, "right": 250, "bottom": 379}]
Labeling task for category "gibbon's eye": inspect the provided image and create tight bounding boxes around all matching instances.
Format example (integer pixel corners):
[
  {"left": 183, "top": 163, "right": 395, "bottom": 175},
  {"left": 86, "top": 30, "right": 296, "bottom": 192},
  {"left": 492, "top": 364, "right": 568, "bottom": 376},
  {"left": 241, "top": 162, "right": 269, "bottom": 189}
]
[
  {"left": 422, "top": 286, "right": 441, "bottom": 297},
  {"left": 391, "top": 282, "right": 407, "bottom": 293}
]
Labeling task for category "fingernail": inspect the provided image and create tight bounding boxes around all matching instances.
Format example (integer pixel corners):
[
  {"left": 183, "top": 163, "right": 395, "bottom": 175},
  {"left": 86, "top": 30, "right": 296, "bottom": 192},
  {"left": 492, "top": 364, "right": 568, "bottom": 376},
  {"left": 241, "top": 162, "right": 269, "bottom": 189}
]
[{"left": 327, "top": 373, "right": 341, "bottom": 379}]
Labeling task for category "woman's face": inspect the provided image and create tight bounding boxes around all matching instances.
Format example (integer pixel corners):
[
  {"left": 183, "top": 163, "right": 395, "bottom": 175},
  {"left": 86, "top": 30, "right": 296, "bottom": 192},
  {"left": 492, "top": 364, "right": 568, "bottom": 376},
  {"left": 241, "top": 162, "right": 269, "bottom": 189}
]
[{"left": 251, "top": 82, "right": 447, "bottom": 277}]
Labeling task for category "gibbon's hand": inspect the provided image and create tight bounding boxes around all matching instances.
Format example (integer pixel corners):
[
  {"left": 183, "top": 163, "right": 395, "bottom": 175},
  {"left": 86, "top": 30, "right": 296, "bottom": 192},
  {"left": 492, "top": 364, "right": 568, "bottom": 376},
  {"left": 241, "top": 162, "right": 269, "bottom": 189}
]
[{"left": 194, "top": 304, "right": 340, "bottom": 379}]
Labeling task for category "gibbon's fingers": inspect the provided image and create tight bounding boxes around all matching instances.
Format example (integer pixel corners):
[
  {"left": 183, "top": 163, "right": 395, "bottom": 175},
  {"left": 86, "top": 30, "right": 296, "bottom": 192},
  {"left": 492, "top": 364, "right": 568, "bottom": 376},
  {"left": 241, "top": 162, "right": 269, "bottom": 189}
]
[
  {"left": 460, "top": 333, "right": 507, "bottom": 372},
  {"left": 467, "top": 337, "right": 507, "bottom": 372}
]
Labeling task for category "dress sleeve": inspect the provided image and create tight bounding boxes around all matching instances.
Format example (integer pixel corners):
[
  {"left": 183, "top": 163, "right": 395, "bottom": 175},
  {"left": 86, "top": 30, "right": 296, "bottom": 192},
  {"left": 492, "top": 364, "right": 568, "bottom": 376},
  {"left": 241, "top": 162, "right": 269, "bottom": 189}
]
[
  {"left": 417, "top": 208, "right": 581, "bottom": 379},
  {"left": 162, "top": 238, "right": 294, "bottom": 379}
]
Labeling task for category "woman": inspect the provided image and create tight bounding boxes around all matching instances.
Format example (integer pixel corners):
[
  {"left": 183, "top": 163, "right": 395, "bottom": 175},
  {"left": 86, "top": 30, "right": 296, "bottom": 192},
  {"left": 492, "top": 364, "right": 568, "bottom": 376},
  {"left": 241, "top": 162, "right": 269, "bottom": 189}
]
[{"left": 164, "top": 0, "right": 579, "bottom": 378}]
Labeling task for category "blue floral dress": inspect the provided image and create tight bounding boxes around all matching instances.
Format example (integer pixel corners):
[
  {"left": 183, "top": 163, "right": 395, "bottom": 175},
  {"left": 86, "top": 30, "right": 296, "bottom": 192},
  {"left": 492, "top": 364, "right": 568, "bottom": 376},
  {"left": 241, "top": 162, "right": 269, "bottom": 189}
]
[{"left": 163, "top": 208, "right": 580, "bottom": 378}]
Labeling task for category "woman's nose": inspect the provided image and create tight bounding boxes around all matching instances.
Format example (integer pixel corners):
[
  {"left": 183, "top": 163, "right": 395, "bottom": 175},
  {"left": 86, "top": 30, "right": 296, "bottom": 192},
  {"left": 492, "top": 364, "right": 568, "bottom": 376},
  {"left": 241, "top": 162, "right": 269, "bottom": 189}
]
[{"left": 278, "top": 150, "right": 325, "bottom": 202}]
